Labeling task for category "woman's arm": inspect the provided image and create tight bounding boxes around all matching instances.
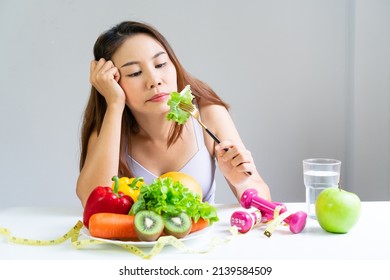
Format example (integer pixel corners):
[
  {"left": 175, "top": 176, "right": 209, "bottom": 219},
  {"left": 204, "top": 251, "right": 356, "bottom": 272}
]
[
  {"left": 76, "top": 59, "right": 126, "bottom": 207},
  {"left": 199, "top": 103, "right": 271, "bottom": 201},
  {"left": 76, "top": 105, "right": 123, "bottom": 207}
]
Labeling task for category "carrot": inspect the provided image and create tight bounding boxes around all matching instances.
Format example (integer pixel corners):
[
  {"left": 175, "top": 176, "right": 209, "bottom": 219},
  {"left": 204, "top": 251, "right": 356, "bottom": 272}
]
[
  {"left": 88, "top": 213, "right": 210, "bottom": 241},
  {"left": 88, "top": 213, "right": 138, "bottom": 241},
  {"left": 190, "top": 218, "right": 210, "bottom": 233}
]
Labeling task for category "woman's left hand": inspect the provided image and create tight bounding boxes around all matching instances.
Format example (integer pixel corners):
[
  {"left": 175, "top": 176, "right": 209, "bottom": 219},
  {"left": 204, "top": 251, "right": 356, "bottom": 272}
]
[{"left": 215, "top": 140, "right": 255, "bottom": 187}]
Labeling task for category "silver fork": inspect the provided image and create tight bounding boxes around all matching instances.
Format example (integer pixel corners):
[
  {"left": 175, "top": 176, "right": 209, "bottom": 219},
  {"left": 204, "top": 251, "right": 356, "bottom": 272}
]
[
  {"left": 179, "top": 102, "right": 222, "bottom": 144},
  {"left": 179, "top": 102, "right": 252, "bottom": 176}
]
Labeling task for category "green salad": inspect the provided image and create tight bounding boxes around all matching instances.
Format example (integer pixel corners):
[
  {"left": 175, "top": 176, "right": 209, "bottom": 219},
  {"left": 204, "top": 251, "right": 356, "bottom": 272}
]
[
  {"left": 166, "top": 85, "right": 194, "bottom": 124},
  {"left": 130, "top": 177, "right": 219, "bottom": 224}
]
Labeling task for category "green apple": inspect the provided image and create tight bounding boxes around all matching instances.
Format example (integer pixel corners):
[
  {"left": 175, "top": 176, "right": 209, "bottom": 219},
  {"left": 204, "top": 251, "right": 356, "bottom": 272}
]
[{"left": 315, "top": 185, "right": 361, "bottom": 233}]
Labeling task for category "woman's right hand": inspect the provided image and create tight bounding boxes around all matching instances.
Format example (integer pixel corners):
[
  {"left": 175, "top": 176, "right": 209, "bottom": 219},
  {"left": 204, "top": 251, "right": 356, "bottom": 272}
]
[{"left": 90, "top": 58, "right": 126, "bottom": 108}]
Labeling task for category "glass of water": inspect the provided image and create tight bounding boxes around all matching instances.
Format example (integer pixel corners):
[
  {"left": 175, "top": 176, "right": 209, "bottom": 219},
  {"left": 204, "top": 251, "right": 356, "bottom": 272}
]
[{"left": 303, "top": 158, "right": 341, "bottom": 218}]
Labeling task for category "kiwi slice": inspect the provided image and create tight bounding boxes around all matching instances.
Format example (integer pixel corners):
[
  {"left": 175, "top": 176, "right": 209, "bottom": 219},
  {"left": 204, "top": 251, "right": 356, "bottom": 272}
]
[
  {"left": 134, "top": 210, "right": 164, "bottom": 241},
  {"left": 163, "top": 212, "right": 192, "bottom": 239}
]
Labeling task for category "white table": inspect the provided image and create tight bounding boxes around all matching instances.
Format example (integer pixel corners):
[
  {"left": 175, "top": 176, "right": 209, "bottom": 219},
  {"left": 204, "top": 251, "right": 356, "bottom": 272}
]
[{"left": 0, "top": 202, "right": 389, "bottom": 260}]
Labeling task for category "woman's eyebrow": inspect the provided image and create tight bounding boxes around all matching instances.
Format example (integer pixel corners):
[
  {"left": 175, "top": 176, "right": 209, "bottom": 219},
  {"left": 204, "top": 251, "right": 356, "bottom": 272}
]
[
  {"left": 120, "top": 61, "right": 138, "bottom": 68},
  {"left": 120, "top": 51, "right": 166, "bottom": 68}
]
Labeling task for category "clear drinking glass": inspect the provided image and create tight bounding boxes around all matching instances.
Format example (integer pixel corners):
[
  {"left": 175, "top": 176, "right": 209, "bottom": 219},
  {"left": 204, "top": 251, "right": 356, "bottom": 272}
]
[{"left": 303, "top": 158, "right": 341, "bottom": 218}]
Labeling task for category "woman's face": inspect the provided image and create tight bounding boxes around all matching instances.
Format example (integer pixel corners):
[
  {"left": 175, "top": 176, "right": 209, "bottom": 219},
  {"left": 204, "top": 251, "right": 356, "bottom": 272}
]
[{"left": 112, "top": 34, "right": 177, "bottom": 115}]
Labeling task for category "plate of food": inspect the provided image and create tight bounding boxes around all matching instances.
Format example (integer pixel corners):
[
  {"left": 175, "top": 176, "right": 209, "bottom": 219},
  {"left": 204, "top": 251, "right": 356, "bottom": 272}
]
[
  {"left": 79, "top": 224, "right": 213, "bottom": 248},
  {"left": 80, "top": 157, "right": 219, "bottom": 248}
]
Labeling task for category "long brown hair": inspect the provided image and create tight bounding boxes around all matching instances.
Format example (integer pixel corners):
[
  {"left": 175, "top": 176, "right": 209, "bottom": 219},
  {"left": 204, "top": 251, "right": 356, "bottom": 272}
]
[{"left": 79, "top": 21, "right": 229, "bottom": 177}]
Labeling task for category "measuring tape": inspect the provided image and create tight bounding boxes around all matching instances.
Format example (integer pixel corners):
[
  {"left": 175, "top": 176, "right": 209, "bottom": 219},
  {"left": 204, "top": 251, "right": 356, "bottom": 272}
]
[
  {"left": 0, "top": 220, "right": 239, "bottom": 259},
  {"left": 0, "top": 208, "right": 291, "bottom": 258},
  {"left": 263, "top": 206, "right": 291, "bottom": 237}
]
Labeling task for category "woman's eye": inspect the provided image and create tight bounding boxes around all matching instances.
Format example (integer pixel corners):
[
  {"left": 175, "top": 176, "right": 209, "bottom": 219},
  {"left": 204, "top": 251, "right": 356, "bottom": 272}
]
[
  {"left": 128, "top": 71, "right": 142, "bottom": 77},
  {"left": 156, "top": 62, "right": 166, "bottom": 69}
]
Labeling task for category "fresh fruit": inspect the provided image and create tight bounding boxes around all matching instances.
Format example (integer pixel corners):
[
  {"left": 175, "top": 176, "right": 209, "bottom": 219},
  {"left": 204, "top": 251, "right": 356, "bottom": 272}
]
[
  {"left": 134, "top": 210, "right": 164, "bottom": 241},
  {"left": 89, "top": 213, "right": 210, "bottom": 241},
  {"left": 160, "top": 171, "right": 203, "bottom": 199},
  {"left": 315, "top": 183, "right": 361, "bottom": 233},
  {"left": 163, "top": 212, "right": 192, "bottom": 238}
]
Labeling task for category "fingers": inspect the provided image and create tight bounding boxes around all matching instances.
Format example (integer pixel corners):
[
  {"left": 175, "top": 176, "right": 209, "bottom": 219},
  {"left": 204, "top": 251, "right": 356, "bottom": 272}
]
[
  {"left": 90, "top": 58, "right": 120, "bottom": 86},
  {"left": 91, "top": 58, "right": 114, "bottom": 72},
  {"left": 89, "top": 58, "right": 125, "bottom": 108},
  {"left": 216, "top": 141, "right": 255, "bottom": 174}
]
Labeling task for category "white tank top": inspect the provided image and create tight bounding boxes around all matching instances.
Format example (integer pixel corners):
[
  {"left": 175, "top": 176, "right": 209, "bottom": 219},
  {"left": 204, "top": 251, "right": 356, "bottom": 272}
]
[{"left": 126, "top": 117, "right": 217, "bottom": 203}]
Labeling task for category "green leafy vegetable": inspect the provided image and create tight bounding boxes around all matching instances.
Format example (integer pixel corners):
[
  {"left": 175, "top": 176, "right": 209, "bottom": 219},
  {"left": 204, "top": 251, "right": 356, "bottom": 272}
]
[
  {"left": 166, "top": 85, "right": 195, "bottom": 124},
  {"left": 130, "top": 177, "right": 219, "bottom": 224}
]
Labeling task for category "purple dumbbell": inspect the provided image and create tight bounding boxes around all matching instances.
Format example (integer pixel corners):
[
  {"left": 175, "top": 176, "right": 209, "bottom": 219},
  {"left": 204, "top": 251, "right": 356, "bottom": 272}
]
[{"left": 240, "top": 188, "right": 307, "bottom": 234}]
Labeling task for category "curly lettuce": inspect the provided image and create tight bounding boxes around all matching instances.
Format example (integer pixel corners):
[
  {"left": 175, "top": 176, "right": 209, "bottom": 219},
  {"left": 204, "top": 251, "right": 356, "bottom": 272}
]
[
  {"left": 166, "top": 85, "right": 195, "bottom": 124},
  {"left": 130, "top": 177, "right": 219, "bottom": 224}
]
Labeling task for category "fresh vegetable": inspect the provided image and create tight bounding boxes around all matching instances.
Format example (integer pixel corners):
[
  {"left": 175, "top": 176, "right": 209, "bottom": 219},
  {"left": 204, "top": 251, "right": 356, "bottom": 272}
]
[
  {"left": 130, "top": 177, "right": 218, "bottom": 224},
  {"left": 88, "top": 213, "right": 137, "bottom": 240},
  {"left": 160, "top": 171, "right": 202, "bottom": 199},
  {"left": 83, "top": 176, "right": 133, "bottom": 228},
  {"left": 88, "top": 212, "right": 210, "bottom": 241},
  {"left": 191, "top": 218, "right": 210, "bottom": 233},
  {"left": 166, "top": 85, "right": 195, "bottom": 124},
  {"left": 111, "top": 176, "right": 144, "bottom": 202}
]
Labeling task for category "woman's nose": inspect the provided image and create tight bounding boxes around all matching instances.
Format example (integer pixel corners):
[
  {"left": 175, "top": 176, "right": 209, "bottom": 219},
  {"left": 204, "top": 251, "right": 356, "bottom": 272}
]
[
  {"left": 149, "top": 81, "right": 162, "bottom": 89},
  {"left": 147, "top": 70, "right": 162, "bottom": 89}
]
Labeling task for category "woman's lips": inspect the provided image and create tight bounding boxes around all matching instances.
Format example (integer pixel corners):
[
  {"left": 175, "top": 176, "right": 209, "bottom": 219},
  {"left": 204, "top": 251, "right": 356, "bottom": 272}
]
[{"left": 148, "top": 93, "right": 170, "bottom": 102}]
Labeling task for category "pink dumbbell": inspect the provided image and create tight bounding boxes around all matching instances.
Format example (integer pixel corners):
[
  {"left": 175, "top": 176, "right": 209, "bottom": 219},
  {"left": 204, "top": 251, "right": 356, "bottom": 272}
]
[
  {"left": 230, "top": 210, "right": 265, "bottom": 233},
  {"left": 230, "top": 202, "right": 286, "bottom": 233},
  {"left": 240, "top": 188, "right": 307, "bottom": 234}
]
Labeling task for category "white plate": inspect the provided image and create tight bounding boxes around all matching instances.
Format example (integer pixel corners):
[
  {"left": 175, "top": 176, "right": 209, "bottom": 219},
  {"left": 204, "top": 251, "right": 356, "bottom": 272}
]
[{"left": 80, "top": 225, "right": 213, "bottom": 248}]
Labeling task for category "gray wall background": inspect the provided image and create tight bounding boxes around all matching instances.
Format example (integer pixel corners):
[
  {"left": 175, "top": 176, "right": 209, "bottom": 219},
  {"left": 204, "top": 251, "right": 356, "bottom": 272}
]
[{"left": 0, "top": 0, "right": 389, "bottom": 208}]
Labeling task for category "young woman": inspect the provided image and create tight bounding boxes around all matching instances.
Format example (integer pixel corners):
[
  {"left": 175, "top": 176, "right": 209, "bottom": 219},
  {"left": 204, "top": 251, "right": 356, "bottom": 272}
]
[{"left": 76, "top": 21, "right": 270, "bottom": 207}]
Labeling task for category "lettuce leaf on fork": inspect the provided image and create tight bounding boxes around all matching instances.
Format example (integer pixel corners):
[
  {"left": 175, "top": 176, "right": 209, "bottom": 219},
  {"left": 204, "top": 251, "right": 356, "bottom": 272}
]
[{"left": 166, "top": 85, "right": 194, "bottom": 124}]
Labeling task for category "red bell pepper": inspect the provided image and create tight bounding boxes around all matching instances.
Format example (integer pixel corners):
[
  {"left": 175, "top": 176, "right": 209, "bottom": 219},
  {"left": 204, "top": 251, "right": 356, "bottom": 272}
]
[{"left": 83, "top": 176, "right": 133, "bottom": 228}]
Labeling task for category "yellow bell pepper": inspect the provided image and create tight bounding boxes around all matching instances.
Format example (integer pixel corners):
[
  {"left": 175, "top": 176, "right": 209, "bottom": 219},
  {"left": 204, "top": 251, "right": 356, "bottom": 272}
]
[{"left": 111, "top": 176, "right": 144, "bottom": 202}]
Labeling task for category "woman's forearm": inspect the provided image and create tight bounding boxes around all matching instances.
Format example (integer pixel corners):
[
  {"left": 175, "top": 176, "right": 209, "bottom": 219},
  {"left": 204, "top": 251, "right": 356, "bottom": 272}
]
[
  {"left": 229, "top": 171, "right": 271, "bottom": 203},
  {"left": 76, "top": 104, "right": 124, "bottom": 207}
]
